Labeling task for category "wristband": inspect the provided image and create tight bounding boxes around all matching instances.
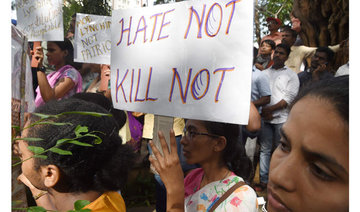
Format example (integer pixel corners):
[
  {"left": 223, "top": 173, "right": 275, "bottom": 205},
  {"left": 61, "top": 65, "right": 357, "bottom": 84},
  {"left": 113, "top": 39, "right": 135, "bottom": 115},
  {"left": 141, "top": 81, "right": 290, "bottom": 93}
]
[{"left": 37, "top": 66, "right": 46, "bottom": 73}]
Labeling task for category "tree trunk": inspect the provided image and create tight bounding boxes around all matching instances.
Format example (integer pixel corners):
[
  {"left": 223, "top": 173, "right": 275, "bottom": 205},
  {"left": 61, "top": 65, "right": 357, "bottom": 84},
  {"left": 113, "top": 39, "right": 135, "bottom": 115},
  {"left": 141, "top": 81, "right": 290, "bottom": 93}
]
[
  {"left": 292, "top": 0, "right": 349, "bottom": 70},
  {"left": 254, "top": 0, "right": 261, "bottom": 47}
]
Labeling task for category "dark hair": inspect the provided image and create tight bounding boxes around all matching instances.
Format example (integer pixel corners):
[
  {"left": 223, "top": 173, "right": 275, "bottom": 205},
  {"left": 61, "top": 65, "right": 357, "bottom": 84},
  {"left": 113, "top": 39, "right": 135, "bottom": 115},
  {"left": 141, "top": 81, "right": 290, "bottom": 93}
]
[
  {"left": 290, "top": 75, "right": 349, "bottom": 123},
  {"left": 276, "top": 43, "right": 291, "bottom": 57},
  {"left": 253, "top": 47, "right": 258, "bottom": 64},
  {"left": 261, "top": 39, "right": 276, "bottom": 50},
  {"left": 71, "top": 93, "right": 127, "bottom": 130},
  {"left": 27, "top": 98, "right": 135, "bottom": 193},
  {"left": 201, "top": 121, "right": 252, "bottom": 181},
  {"left": 281, "top": 26, "right": 297, "bottom": 38},
  {"left": 49, "top": 38, "right": 75, "bottom": 67},
  {"left": 316, "top": 46, "right": 335, "bottom": 62}
]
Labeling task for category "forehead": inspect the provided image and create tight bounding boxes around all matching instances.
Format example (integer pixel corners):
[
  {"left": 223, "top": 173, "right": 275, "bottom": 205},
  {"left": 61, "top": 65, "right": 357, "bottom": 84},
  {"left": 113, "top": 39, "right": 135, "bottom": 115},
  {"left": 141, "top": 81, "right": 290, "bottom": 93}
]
[
  {"left": 261, "top": 42, "right": 271, "bottom": 47},
  {"left": 47, "top": 42, "right": 60, "bottom": 49},
  {"left": 284, "top": 97, "right": 349, "bottom": 170},
  {"left": 315, "top": 51, "right": 328, "bottom": 59},
  {"left": 185, "top": 120, "right": 207, "bottom": 131},
  {"left": 275, "top": 47, "right": 286, "bottom": 53}
]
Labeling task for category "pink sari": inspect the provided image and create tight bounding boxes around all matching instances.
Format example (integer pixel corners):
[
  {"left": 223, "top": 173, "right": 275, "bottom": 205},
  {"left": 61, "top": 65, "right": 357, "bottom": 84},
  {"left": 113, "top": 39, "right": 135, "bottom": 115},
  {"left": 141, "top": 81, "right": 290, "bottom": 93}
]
[{"left": 35, "top": 65, "right": 82, "bottom": 107}]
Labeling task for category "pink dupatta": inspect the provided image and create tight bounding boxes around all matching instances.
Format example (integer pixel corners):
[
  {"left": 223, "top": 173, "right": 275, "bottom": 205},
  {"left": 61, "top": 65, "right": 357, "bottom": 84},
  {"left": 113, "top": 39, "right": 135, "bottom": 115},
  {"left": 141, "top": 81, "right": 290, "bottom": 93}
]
[{"left": 35, "top": 65, "right": 82, "bottom": 107}]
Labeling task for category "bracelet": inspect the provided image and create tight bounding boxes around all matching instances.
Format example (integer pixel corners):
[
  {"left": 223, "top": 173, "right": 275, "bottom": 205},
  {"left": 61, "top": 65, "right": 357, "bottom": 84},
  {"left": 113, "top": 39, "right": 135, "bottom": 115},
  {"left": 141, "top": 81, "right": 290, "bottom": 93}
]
[
  {"left": 33, "top": 191, "right": 48, "bottom": 200},
  {"left": 37, "top": 66, "right": 46, "bottom": 73}
]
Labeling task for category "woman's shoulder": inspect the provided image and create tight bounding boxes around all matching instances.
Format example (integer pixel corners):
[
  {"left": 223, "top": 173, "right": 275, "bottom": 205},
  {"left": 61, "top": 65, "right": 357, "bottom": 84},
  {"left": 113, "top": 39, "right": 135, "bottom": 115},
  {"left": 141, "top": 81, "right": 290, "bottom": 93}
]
[
  {"left": 184, "top": 168, "right": 203, "bottom": 197},
  {"left": 61, "top": 65, "right": 81, "bottom": 80},
  {"left": 63, "top": 65, "right": 79, "bottom": 73},
  {"left": 218, "top": 176, "right": 258, "bottom": 212}
]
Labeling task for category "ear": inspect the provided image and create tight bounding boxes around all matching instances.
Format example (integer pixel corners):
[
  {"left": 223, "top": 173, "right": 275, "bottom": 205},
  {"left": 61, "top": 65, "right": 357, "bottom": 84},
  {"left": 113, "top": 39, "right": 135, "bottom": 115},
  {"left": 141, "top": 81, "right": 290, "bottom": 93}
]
[
  {"left": 63, "top": 49, "right": 69, "bottom": 57},
  {"left": 213, "top": 136, "right": 227, "bottom": 152},
  {"left": 40, "top": 165, "right": 60, "bottom": 188}
]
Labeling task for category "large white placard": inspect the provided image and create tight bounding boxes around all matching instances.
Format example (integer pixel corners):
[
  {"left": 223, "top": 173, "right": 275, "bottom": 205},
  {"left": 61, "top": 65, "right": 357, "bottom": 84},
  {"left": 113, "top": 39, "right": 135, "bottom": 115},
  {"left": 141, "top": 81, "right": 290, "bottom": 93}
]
[
  {"left": 15, "top": 0, "right": 64, "bottom": 41},
  {"left": 111, "top": 0, "right": 253, "bottom": 124},
  {"left": 74, "top": 13, "right": 112, "bottom": 64}
]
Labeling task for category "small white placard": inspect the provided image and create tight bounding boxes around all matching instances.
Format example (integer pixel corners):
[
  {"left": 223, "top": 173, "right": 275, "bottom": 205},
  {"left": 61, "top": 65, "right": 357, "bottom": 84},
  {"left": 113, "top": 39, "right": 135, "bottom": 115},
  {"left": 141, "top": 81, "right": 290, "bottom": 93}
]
[
  {"left": 74, "top": 13, "right": 112, "bottom": 64},
  {"left": 15, "top": 0, "right": 64, "bottom": 41}
]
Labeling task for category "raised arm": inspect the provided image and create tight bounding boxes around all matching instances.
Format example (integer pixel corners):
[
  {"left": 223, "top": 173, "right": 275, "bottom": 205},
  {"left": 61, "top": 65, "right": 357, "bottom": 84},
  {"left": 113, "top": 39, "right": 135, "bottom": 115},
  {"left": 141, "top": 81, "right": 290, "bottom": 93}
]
[
  {"left": 246, "top": 102, "right": 261, "bottom": 133},
  {"left": 34, "top": 47, "right": 75, "bottom": 103},
  {"left": 149, "top": 130, "right": 185, "bottom": 212}
]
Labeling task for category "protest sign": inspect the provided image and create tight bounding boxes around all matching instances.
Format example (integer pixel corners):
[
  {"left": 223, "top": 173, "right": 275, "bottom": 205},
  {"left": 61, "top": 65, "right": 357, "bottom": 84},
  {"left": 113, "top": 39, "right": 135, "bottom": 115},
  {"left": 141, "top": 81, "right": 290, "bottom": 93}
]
[
  {"left": 74, "top": 13, "right": 112, "bottom": 64},
  {"left": 111, "top": 0, "right": 253, "bottom": 125},
  {"left": 11, "top": 25, "right": 35, "bottom": 131},
  {"left": 15, "top": 0, "right": 63, "bottom": 41}
]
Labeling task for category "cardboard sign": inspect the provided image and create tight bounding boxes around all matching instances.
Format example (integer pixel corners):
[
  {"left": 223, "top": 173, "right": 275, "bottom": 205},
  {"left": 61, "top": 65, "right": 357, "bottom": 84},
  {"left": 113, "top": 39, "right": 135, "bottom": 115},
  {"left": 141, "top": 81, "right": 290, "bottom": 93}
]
[
  {"left": 15, "top": 0, "right": 64, "bottom": 41},
  {"left": 111, "top": 0, "right": 253, "bottom": 125},
  {"left": 74, "top": 13, "right": 111, "bottom": 64}
]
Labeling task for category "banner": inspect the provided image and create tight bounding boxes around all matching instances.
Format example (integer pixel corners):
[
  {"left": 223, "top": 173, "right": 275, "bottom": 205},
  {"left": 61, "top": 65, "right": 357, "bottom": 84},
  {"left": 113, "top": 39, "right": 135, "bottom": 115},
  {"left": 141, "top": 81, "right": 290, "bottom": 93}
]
[
  {"left": 11, "top": 25, "right": 35, "bottom": 131},
  {"left": 15, "top": 0, "right": 64, "bottom": 41},
  {"left": 111, "top": 0, "right": 253, "bottom": 124},
  {"left": 74, "top": 13, "right": 111, "bottom": 64}
]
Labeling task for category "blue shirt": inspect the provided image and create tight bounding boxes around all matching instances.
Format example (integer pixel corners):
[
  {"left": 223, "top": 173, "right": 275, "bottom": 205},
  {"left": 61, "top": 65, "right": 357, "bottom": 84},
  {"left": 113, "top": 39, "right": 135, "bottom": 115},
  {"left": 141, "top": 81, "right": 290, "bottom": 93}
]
[{"left": 251, "top": 66, "right": 271, "bottom": 110}]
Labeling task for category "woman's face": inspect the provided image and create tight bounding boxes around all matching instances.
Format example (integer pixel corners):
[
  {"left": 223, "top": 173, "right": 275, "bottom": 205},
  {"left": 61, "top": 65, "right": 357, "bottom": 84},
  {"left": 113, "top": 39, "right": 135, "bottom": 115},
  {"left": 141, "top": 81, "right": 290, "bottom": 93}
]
[
  {"left": 180, "top": 120, "right": 219, "bottom": 165},
  {"left": 46, "top": 42, "right": 67, "bottom": 66},
  {"left": 268, "top": 96, "right": 349, "bottom": 212}
]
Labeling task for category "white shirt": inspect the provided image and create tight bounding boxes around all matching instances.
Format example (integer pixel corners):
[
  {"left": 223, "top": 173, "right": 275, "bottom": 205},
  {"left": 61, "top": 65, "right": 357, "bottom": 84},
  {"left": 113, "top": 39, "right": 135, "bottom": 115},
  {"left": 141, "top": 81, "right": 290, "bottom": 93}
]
[
  {"left": 264, "top": 65, "right": 300, "bottom": 124},
  {"left": 335, "top": 62, "right": 349, "bottom": 77}
]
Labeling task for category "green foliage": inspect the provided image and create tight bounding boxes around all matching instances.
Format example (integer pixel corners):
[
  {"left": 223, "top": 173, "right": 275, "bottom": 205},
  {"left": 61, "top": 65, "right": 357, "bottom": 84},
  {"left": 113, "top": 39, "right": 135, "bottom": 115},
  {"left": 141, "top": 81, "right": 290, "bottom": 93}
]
[
  {"left": 11, "top": 111, "right": 109, "bottom": 212},
  {"left": 63, "top": 0, "right": 111, "bottom": 37},
  {"left": 73, "top": 200, "right": 91, "bottom": 211},
  {"left": 123, "top": 169, "right": 156, "bottom": 208},
  {"left": 63, "top": 0, "right": 82, "bottom": 37},
  {"left": 14, "top": 137, "right": 44, "bottom": 142},
  {"left": 27, "top": 146, "right": 45, "bottom": 155},
  {"left": 26, "top": 206, "right": 47, "bottom": 212},
  {"left": 12, "top": 111, "right": 110, "bottom": 167},
  {"left": 12, "top": 200, "right": 92, "bottom": 211},
  {"left": 49, "top": 147, "right": 73, "bottom": 155},
  {"left": 80, "top": 0, "right": 111, "bottom": 16},
  {"left": 75, "top": 125, "right": 89, "bottom": 137}
]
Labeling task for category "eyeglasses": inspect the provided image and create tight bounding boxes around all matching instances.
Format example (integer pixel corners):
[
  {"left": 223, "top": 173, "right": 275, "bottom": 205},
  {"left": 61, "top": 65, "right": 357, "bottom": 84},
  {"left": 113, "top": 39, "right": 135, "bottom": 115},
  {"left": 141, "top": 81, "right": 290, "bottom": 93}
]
[{"left": 183, "top": 128, "right": 219, "bottom": 140}]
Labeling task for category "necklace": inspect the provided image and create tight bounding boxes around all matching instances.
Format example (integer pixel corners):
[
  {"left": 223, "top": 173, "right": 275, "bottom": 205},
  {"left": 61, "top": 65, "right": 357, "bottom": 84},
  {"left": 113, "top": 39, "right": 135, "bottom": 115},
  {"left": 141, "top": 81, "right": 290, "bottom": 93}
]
[{"left": 200, "top": 170, "right": 230, "bottom": 189}]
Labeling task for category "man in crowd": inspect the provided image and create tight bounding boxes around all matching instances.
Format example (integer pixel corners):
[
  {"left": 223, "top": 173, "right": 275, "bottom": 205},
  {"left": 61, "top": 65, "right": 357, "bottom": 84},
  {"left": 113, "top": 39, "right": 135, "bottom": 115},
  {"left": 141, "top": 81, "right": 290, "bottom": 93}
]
[
  {"left": 298, "top": 47, "right": 335, "bottom": 88},
  {"left": 246, "top": 48, "right": 271, "bottom": 183},
  {"left": 255, "top": 44, "right": 299, "bottom": 192},
  {"left": 261, "top": 17, "right": 283, "bottom": 46},
  {"left": 281, "top": 26, "right": 340, "bottom": 74}
]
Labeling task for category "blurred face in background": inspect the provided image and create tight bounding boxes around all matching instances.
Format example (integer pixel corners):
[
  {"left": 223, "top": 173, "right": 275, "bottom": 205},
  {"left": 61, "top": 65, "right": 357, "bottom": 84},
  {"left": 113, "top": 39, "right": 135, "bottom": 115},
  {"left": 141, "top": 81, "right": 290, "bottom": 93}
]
[
  {"left": 46, "top": 42, "right": 67, "bottom": 67},
  {"left": 260, "top": 42, "right": 273, "bottom": 55}
]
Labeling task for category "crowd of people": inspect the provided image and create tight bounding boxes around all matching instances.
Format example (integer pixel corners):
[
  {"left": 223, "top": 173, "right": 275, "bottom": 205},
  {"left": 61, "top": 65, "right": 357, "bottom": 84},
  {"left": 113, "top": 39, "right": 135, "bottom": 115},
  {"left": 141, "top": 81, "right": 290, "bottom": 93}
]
[{"left": 12, "top": 10, "right": 349, "bottom": 212}]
